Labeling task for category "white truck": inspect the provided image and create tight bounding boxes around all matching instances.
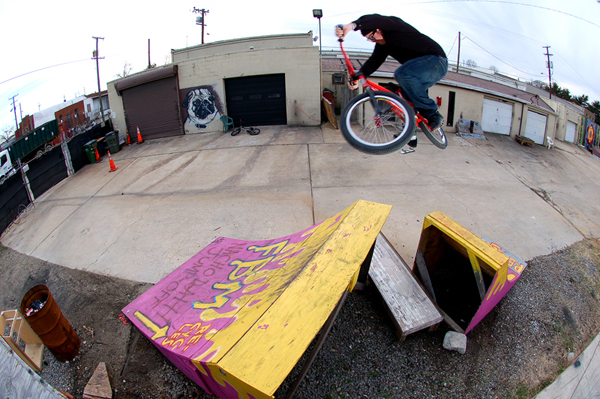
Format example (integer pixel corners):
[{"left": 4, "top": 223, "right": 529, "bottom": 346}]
[{"left": 0, "top": 149, "right": 17, "bottom": 181}]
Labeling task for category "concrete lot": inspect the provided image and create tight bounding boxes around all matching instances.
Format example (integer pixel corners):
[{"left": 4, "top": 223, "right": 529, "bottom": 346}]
[{"left": 2, "top": 124, "right": 598, "bottom": 285}]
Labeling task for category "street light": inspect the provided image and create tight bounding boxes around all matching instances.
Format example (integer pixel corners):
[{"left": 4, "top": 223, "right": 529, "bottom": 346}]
[{"left": 313, "top": 9, "right": 323, "bottom": 57}]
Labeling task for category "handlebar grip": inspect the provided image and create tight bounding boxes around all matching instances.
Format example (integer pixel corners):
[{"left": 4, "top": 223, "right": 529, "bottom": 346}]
[{"left": 337, "top": 25, "right": 344, "bottom": 42}]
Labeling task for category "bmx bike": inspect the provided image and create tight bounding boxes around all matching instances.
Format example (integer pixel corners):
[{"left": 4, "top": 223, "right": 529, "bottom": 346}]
[
  {"left": 231, "top": 119, "right": 260, "bottom": 136},
  {"left": 338, "top": 34, "right": 447, "bottom": 155}
]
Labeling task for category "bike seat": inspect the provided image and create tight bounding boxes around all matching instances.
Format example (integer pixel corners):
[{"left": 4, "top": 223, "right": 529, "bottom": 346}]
[{"left": 380, "top": 82, "right": 402, "bottom": 94}]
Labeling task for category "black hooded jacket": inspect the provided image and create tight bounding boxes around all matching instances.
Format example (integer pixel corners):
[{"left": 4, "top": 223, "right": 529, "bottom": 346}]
[{"left": 353, "top": 14, "right": 447, "bottom": 77}]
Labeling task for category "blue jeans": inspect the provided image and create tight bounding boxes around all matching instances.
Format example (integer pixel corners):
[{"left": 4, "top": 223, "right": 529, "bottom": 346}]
[{"left": 394, "top": 55, "right": 448, "bottom": 117}]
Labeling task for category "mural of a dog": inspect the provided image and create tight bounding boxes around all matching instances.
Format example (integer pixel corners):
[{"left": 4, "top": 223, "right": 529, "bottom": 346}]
[{"left": 182, "top": 88, "right": 221, "bottom": 132}]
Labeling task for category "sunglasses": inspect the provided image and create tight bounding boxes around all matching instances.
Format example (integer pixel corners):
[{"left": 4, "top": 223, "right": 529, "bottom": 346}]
[{"left": 366, "top": 30, "right": 378, "bottom": 42}]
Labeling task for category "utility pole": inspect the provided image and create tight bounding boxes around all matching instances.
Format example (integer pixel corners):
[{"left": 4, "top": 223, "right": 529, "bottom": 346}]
[
  {"left": 543, "top": 45, "right": 553, "bottom": 99},
  {"left": 456, "top": 32, "right": 461, "bottom": 74},
  {"left": 9, "top": 94, "right": 18, "bottom": 130},
  {"left": 148, "top": 39, "right": 152, "bottom": 69},
  {"left": 193, "top": 8, "right": 209, "bottom": 44},
  {"left": 92, "top": 36, "right": 105, "bottom": 124}
]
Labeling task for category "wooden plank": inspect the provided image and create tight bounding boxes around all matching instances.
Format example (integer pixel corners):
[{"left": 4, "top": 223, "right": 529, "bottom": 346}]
[
  {"left": 468, "top": 249, "right": 487, "bottom": 301},
  {"left": 0, "top": 338, "right": 66, "bottom": 399},
  {"left": 322, "top": 97, "right": 337, "bottom": 129},
  {"left": 369, "top": 234, "right": 442, "bottom": 338},
  {"left": 415, "top": 249, "right": 436, "bottom": 302}
]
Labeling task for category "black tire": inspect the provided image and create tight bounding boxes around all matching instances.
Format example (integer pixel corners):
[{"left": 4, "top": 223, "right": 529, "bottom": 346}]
[
  {"left": 340, "top": 91, "right": 416, "bottom": 155},
  {"left": 247, "top": 127, "right": 260, "bottom": 135},
  {"left": 231, "top": 127, "right": 242, "bottom": 136},
  {"left": 418, "top": 121, "right": 448, "bottom": 149}
]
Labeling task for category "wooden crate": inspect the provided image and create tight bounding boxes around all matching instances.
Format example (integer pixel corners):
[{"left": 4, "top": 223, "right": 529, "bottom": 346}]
[
  {"left": 515, "top": 135, "right": 534, "bottom": 147},
  {"left": 1, "top": 309, "right": 44, "bottom": 372},
  {"left": 414, "top": 212, "right": 518, "bottom": 334}
]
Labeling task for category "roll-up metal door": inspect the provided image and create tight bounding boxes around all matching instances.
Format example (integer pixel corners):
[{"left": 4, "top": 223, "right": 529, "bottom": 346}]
[
  {"left": 224, "top": 74, "right": 287, "bottom": 127},
  {"left": 115, "top": 66, "right": 182, "bottom": 141},
  {"left": 566, "top": 121, "right": 577, "bottom": 143},
  {"left": 482, "top": 99, "right": 513, "bottom": 135},
  {"left": 524, "top": 111, "right": 547, "bottom": 145}
]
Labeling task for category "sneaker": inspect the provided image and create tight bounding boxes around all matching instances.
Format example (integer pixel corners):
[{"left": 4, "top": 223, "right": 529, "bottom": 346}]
[{"left": 426, "top": 111, "right": 443, "bottom": 130}]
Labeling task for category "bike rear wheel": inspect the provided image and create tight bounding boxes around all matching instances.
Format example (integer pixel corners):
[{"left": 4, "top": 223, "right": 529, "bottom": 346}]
[
  {"left": 341, "top": 91, "right": 415, "bottom": 155},
  {"left": 231, "top": 127, "right": 242, "bottom": 136},
  {"left": 418, "top": 121, "right": 448, "bottom": 149},
  {"left": 247, "top": 127, "right": 260, "bottom": 135}
]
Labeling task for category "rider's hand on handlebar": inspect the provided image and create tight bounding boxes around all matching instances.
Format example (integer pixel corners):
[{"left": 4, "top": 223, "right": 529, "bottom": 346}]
[
  {"left": 336, "top": 23, "right": 354, "bottom": 40},
  {"left": 348, "top": 74, "right": 359, "bottom": 90}
]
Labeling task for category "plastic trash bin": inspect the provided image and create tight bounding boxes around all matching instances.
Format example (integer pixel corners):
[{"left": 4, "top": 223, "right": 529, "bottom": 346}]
[
  {"left": 83, "top": 140, "right": 98, "bottom": 163},
  {"left": 105, "top": 131, "right": 120, "bottom": 154}
]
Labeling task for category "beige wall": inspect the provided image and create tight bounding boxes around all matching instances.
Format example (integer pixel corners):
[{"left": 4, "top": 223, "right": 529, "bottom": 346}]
[
  {"left": 107, "top": 82, "right": 126, "bottom": 141},
  {"left": 548, "top": 100, "right": 582, "bottom": 141},
  {"left": 175, "top": 33, "right": 321, "bottom": 132},
  {"left": 108, "top": 33, "right": 321, "bottom": 138}
]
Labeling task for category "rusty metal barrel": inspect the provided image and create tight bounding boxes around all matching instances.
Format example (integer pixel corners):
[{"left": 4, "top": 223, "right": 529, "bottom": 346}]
[{"left": 20, "top": 285, "right": 80, "bottom": 362}]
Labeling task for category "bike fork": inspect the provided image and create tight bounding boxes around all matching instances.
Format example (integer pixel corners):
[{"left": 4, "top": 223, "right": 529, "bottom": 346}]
[{"left": 366, "top": 88, "right": 383, "bottom": 116}]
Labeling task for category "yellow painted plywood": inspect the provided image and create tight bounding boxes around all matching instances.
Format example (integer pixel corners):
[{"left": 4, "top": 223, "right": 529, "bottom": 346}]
[
  {"left": 216, "top": 200, "right": 391, "bottom": 395},
  {"left": 423, "top": 211, "right": 509, "bottom": 271}
]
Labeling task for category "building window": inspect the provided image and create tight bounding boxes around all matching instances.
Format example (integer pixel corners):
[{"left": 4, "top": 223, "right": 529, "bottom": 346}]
[{"left": 59, "top": 115, "right": 63, "bottom": 123}]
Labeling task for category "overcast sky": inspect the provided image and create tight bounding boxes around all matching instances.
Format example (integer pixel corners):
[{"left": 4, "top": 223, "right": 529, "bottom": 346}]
[{"left": 1, "top": 0, "right": 599, "bottom": 133}]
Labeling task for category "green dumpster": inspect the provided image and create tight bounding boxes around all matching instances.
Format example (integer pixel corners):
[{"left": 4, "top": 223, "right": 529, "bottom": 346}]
[
  {"left": 83, "top": 140, "right": 98, "bottom": 164},
  {"left": 105, "top": 131, "right": 120, "bottom": 154}
]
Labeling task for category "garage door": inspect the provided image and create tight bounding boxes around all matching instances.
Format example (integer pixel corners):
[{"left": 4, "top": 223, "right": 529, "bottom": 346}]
[
  {"left": 565, "top": 121, "right": 577, "bottom": 143},
  {"left": 224, "top": 74, "right": 287, "bottom": 127},
  {"left": 482, "top": 99, "right": 513, "bottom": 135},
  {"left": 115, "top": 66, "right": 183, "bottom": 142},
  {"left": 524, "top": 111, "right": 547, "bottom": 145}
]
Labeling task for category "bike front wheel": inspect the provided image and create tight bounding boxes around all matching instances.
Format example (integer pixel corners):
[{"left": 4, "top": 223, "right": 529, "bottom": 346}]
[
  {"left": 418, "top": 121, "right": 448, "bottom": 149},
  {"left": 340, "top": 91, "right": 416, "bottom": 155}
]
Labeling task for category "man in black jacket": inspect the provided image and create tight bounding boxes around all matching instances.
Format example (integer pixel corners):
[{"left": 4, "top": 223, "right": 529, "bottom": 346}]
[{"left": 336, "top": 14, "right": 447, "bottom": 131}]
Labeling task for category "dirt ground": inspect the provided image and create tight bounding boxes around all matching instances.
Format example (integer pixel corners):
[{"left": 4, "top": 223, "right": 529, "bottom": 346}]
[{"left": 1, "top": 237, "right": 600, "bottom": 399}]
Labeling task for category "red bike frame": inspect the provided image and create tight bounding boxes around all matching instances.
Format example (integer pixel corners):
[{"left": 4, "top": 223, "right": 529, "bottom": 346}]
[{"left": 339, "top": 40, "right": 430, "bottom": 128}]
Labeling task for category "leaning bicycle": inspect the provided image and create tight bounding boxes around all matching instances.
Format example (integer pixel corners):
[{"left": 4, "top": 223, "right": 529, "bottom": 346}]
[
  {"left": 338, "top": 34, "right": 447, "bottom": 155},
  {"left": 231, "top": 119, "right": 260, "bottom": 136}
]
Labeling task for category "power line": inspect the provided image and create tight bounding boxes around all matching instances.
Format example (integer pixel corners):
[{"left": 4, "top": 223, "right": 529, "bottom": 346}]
[
  {"left": 413, "top": 0, "right": 600, "bottom": 29},
  {"left": 461, "top": 36, "right": 540, "bottom": 76},
  {"left": 0, "top": 59, "right": 90, "bottom": 85}
]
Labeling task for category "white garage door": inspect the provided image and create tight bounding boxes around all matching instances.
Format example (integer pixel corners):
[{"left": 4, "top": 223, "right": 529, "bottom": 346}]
[
  {"left": 565, "top": 121, "right": 577, "bottom": 143},
  {"left": 482, "top": 99, "right": 513, "bottom": 135},
  {"left": 525, "top": 111, "right": 547, "bottom": 145}
]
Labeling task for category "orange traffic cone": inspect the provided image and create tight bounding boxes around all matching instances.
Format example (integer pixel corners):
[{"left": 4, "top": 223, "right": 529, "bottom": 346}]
[
  {"left": 127, "top": 132, "right": 131, "bottom": 145},
  {"left": 136, "top": 126, "right": 144, "bottom": 144},
  {"left": 94, "top": 146, "right": 101, "bottom": 162},
  {"left": 108, "top": 151, "right": 118, "bottom": 172}
]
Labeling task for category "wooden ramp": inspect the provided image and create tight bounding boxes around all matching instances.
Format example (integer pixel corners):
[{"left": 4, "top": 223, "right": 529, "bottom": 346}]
[{"left": 369, "top": 233, "right": 442, "bottom": 341}]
